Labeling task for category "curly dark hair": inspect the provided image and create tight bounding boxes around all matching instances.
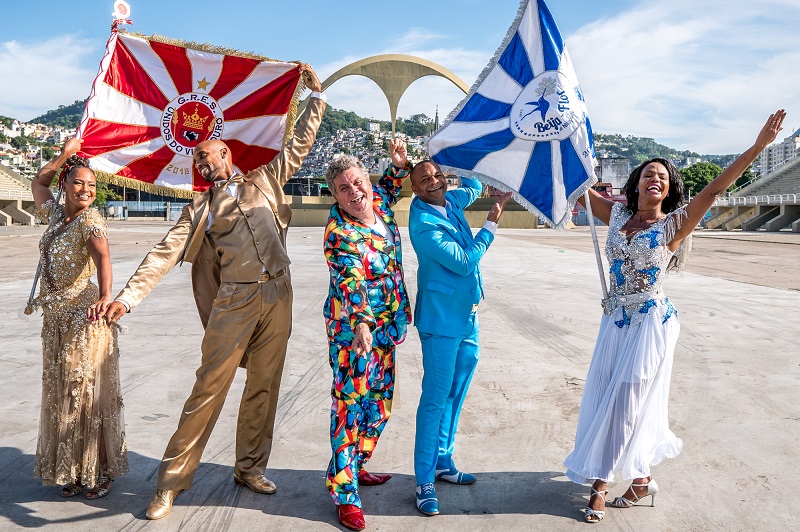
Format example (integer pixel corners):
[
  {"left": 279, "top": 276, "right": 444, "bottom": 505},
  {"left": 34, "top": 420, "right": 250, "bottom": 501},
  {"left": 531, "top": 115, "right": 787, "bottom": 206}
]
[
  {"left": 58, "top": 155, "right": 94, "bottom": 189},
  {"left": 622, "top": 157, "right": 685, "bottom": 215}
]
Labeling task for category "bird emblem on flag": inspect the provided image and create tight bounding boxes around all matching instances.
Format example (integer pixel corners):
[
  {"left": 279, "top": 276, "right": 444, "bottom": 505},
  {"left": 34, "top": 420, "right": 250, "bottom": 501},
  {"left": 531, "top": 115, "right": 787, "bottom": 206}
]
[
  {"left": 77, "top": 30, "right": 304, "bottom": 197},
  {"left": 427, "top": 0, "right": 597, "bottom": 229}
]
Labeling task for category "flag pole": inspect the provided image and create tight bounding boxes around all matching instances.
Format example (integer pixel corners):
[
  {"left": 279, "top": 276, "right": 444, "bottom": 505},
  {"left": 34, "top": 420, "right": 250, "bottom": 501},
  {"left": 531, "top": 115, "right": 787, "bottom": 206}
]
[
  {"left": 583, "top": 190, "right": 608, "bottom": 300},
  {"left": 25, "top": 184, "right": 63, "bottom": 314}
]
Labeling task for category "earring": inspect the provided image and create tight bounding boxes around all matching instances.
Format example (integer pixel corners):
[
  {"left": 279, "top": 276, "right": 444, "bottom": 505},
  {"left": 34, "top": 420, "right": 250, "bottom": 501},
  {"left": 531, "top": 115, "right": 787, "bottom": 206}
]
[{"left": 635, "top": 187, "right": 638, "bottom": 192}]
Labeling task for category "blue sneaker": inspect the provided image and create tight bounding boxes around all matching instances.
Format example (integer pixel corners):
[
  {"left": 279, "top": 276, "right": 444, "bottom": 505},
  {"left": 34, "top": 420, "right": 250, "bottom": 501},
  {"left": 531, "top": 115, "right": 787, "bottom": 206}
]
[
  {"left": 415, "top": 483, "right": 439, "bottom": 516},
  {"left": 435, "top": 468, "right": 476, "bottom": 485}
]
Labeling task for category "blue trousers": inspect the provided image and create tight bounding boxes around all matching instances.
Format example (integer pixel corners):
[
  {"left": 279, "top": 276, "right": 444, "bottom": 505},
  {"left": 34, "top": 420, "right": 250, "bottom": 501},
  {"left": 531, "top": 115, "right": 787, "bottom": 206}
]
[{"left": 414, "top": 314, "right": 480, "bottom": 485}]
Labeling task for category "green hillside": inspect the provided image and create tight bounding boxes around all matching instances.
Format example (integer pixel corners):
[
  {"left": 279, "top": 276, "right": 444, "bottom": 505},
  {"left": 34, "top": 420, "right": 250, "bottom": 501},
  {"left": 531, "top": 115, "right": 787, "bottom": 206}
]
[
  {"left": 30, "top": 100, "right": 86, "bottom": 128},
  {"left": 593, "top": 133, "right": 701, "bottom": 166},
  {"left": 19, "top": 101, "right": 732, "bottom": 166}
]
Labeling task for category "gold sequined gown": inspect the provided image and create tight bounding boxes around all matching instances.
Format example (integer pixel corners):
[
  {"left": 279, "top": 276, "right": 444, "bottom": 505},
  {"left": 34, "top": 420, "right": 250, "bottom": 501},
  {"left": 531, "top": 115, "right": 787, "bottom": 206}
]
[{"left": 32, "top": 200, "right": 128, "bottom": 488}]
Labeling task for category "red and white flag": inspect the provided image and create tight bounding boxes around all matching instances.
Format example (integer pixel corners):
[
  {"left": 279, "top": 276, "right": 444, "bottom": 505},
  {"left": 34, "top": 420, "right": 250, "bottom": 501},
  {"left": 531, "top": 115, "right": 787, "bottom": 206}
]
[{"left": 77, "top": 31, "right": 304, "bottom": 196}]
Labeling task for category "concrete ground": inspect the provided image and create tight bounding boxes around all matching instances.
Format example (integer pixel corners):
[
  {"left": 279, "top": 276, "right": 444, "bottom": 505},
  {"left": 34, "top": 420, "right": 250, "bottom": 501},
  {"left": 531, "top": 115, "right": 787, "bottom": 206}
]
[{"left": 1, "top": 222, "right": 798, "bottom": 531}]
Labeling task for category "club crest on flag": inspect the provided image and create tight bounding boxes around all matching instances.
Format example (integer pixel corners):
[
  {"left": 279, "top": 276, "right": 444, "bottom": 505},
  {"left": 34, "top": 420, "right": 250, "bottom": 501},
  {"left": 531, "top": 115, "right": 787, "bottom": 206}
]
[
  {"left": 77, "top": 31, "right": 304, "bottom": 197},
  {"left": 428, "top": 0, "right": 597, "bottom": 229},
  {"left": 161, "top": 94, "right": 224, "bottom": 155}
]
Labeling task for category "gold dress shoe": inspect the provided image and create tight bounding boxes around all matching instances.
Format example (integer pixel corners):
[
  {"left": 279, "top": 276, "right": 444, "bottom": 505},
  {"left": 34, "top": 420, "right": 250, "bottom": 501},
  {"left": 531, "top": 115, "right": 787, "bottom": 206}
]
[
  {"left": 145, "top": 489, "right": 184, "bottom": 520},
  {"left": 233, "top": 473, "right": 277, "bottom": 494}
]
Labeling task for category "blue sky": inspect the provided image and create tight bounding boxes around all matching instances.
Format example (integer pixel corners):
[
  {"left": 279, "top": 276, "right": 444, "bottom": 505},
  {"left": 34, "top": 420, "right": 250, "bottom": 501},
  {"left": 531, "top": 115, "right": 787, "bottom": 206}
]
[{"left": 2, "top": 0, "right": 797, "bottom": 153}]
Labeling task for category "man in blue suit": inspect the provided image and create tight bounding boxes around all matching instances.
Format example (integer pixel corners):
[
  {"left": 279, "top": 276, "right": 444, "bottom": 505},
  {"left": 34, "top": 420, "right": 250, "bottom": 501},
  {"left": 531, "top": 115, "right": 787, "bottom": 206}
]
[{"left": 408, "top": 160, "right": 511, "bottom": 516}]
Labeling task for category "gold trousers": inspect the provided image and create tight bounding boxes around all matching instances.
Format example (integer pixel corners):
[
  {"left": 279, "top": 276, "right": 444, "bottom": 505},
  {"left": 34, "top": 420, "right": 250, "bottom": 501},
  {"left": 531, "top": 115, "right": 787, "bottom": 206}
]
[{"left": 156, "top": 275, "right": 292, "bottom": 491}]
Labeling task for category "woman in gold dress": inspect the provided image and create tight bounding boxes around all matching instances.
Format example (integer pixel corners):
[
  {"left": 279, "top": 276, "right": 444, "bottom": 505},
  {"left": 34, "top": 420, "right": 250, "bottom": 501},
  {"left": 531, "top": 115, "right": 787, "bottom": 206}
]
[{"left": 29, "top": 138, "right": 128, "bottom": 499}]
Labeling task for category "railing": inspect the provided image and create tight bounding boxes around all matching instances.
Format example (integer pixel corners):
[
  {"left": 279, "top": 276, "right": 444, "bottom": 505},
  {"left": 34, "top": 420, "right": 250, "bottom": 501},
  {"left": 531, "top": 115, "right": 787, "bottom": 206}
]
[
  {"left": 714, "top": 193, "right": 798, "bottom": 207},
  {"left": 0, "top": 189, "right": 33, "bottom": 200}
]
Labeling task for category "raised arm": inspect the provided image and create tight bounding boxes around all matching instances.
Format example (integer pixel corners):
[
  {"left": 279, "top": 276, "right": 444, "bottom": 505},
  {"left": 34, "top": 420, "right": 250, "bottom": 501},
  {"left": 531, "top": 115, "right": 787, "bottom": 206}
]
[
  {"left": 267, "top": 64, "right": 326, "bottom": 186},
  {"left": 576, "top": 188, "right": 615, "bottom": 226},
  {"left": 31, "top": 137, "right": 82, "bottom": 208},
  {"left": 374, "top": 137, "right": 410, "bottom": 207},
  {"left": 669, "top": 110, "right": 786, "bottom": 249}
]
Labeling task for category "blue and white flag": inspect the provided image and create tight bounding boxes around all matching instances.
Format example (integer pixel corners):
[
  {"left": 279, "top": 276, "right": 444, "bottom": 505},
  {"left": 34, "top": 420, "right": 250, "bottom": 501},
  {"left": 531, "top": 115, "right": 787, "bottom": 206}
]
[{"left": 427, "top": 0, "right": 597, "bottom": 229}]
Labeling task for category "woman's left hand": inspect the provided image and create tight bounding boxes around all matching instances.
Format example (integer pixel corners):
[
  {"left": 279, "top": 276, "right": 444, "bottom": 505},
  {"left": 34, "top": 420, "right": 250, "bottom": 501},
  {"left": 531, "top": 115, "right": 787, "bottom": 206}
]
[
  {"left": 88, "top": 296, "right": 113, "bottom": 322},
  {"left": 389, "top": 137, "right": 408, "bottom": 168},
  {"left": 755, "top": 110, "right": 786, "bottom": 150}
]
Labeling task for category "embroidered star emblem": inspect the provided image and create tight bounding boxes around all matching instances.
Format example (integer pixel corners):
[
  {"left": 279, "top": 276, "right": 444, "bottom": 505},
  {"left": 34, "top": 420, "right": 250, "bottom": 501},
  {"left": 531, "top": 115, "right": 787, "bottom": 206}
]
[
  {"left": 615, "top": 307, "right": 631, "bottom": 328},
  {"left": 196, "top": 77, "right": 210, "bottom": 91},
  {"left": 640, "top": 266, "right": 660, "bottom": 285},
  {"left": 610, "top": 259, "right": 625, "bottom": 286},
  {"left": 637, "top": 230, "right": 661, "bottom": 249}
]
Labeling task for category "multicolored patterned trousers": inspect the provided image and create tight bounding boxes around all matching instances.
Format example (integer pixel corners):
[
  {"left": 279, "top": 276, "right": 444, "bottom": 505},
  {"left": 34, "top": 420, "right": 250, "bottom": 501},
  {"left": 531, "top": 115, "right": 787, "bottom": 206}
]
[{"left": 326, "top": 323, "right": 395, "bottom": 508}]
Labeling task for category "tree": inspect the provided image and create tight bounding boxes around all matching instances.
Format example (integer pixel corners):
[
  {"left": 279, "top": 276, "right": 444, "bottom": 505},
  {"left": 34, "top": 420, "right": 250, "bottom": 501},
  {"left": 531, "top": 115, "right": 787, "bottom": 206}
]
[
  {"left": 94, "top": 181, "right": 120, "bottom": 206},
  {"left": 734, "top": 164, "right": 755, "bottom": 191},
  {"left": 680, "top": 161, "right": 722, "bottom": 195},
  {"left": 408, "top": 113, "right": 432, "bottom": 125}
]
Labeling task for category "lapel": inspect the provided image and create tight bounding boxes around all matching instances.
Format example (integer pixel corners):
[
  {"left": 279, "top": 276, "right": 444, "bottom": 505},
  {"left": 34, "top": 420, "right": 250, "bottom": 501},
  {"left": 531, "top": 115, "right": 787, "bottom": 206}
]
[
  {"left": 416, "top": 197, "right": 467, "bottom": 246},
  {"left": 182, "top": 191, "right": 211, "bottom": 264}
]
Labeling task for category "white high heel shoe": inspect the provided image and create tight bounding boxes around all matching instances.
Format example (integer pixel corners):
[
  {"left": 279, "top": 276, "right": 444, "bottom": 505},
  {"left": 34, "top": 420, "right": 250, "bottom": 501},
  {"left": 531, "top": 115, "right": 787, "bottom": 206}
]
[
  {"left": 584, "top": 487, "right": 608, "bottom": 523},
  {"left": 611, "top": 479, "right": 659, "bottom": 508}
]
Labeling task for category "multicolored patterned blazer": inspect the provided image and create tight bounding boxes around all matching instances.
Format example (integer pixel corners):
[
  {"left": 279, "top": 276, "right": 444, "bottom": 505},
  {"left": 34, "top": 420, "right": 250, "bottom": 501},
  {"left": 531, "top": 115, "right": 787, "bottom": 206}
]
[{"left": 323, "top": 164, "right": 412, "bottom": 346}]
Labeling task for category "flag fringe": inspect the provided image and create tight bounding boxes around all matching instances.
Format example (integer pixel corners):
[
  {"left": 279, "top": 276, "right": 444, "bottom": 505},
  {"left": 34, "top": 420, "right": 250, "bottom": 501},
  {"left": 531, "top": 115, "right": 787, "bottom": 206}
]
[
  {"left": 437, "top": 164, "right": 595, "bottom": 231},
  {"left": 93, "top": 169, "right": 197, "bottom": 199}
]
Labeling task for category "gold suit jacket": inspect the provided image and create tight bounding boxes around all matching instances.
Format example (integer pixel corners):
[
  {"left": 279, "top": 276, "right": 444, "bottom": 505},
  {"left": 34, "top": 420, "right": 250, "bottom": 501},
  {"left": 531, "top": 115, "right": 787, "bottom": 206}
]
[{"left": 116, "top": 96, "right": 327, "bottom": 328}]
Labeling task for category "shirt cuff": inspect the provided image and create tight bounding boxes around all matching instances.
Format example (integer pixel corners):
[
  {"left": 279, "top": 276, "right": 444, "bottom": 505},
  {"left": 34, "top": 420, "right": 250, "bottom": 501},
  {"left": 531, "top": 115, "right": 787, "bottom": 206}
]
[
  {"left": 310, "top": 91, "right": 327, "bottom": 102},
  {"left": 483, "top": 220, "right": 498, "bottom": 235},
  {"left": 115, "top": 299, "right": 131, "bottom": 312}
]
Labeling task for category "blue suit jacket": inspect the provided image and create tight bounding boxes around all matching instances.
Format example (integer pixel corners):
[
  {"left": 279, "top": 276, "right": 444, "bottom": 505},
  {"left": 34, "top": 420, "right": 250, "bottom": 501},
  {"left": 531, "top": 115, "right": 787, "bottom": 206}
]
[{"left": 409, "top": 177, "right": 494, "bottom": 337}]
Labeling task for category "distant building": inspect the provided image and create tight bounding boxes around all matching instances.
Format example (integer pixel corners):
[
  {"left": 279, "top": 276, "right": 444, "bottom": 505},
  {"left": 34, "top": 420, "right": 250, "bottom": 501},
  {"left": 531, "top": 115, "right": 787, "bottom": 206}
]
[
  {"left": 594, "top": 156, "right": 630, "bottom": 193},
  {"left": 369, "top": 122, "right": 380, "bottom": 133},
  {"left": 759, "top": 127, "right": 800, "bottom": 175}
]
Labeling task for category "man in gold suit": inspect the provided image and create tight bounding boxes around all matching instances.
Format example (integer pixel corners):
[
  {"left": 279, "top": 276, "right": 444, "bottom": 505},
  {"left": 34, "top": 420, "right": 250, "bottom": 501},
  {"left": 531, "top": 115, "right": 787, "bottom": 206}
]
[{"left": 105, "top": 65, "right": 326, "bottom": 520}]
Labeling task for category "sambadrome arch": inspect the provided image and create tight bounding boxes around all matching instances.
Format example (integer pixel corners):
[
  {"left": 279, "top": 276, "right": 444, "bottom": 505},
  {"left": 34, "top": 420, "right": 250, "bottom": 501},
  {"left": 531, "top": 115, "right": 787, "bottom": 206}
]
[{"left": 299, "top": 54, "right": 470, "bottom": 134}]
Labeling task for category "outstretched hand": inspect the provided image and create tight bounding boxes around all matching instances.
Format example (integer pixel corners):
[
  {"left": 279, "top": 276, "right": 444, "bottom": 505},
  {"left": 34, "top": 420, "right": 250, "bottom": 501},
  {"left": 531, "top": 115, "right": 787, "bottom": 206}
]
[
  {"left": 300, "top": 63, "right": 322, "bottom": 93},
  {"left": 389, "top": 137, "right": 407, "bottom": 168},
  {"left": 487, "top": 192, "right": 513, "bottom": 223},
  {"left": 755, "top": 110, "right": 785, "bottom": 150}
]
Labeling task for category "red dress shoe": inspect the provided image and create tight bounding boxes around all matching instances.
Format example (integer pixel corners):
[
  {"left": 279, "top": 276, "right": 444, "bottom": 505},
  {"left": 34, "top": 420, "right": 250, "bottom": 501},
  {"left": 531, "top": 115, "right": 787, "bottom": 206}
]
[
  {"left": 338, "top": 504, "right": 366, "bottom": 531},
  {"left": 358, "top": 469, "right": 392, "bottom": 486}
]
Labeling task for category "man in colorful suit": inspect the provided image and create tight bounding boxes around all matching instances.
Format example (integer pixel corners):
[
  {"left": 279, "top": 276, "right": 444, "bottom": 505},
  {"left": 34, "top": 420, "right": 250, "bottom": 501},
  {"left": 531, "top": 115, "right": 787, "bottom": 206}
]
[
  {"left": 105, "top": 66, "right": 326, "bottom": 520},
  {"left": 408, "top": 160, "right": 511, "bottom": 516},
  {"left": 322, "top": 139, "right": 411, "bottom": 531}
]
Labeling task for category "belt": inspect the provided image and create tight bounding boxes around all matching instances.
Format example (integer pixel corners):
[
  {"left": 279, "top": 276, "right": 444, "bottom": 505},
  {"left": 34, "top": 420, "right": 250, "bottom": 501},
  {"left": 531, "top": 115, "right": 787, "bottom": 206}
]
[
  {"left": 258, "top": 269, "right": 287, "bottom": 282},
  {"left": 602, "top": 289, "right": 664, "bottom": 315}
]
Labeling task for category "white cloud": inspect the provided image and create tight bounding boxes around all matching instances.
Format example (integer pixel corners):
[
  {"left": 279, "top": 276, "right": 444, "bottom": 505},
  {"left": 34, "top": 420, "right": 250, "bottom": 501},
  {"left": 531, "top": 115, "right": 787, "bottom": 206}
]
[
  {"left": 319, "top": 1, "right": 800, "bottom": 153},
  {"left": 316, "top": 29, "right": 489, "bottom": 127},
  {"left": 567, "top": 0, "right": 800, "bottom": 152},
  {"left": 0, "top": 36, "right": 97, "bottom": 122}
]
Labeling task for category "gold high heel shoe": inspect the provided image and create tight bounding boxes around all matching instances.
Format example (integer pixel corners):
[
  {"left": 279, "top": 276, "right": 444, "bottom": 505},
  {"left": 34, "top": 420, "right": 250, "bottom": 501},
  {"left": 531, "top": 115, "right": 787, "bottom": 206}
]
[{"left": 611, "top": 479, "right": 659, "bottom": 508}]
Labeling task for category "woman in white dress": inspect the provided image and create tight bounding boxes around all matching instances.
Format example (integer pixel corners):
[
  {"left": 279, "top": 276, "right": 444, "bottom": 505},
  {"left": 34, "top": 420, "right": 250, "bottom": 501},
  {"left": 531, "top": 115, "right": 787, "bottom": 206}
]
[{"left": 564, "top": 110, "right": 785, "bottom": 523}]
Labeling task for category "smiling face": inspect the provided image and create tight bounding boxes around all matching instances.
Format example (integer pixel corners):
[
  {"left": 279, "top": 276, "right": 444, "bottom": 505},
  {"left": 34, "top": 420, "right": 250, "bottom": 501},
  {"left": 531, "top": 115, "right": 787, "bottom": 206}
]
[
  {"left": 193, "top": 140, "right": 233, "bottom": 182},
  {"left": 637, "top": 161, "right": 670, "bottom": 206},
  {"left": 63, "top": 167, "right": 96, "bottom": 211},
  {"left": 332, "top": 167, "right": 375, "bottom": 223},
  {"left": 411, "top": 161, "right": 447, "bottom": 207}
]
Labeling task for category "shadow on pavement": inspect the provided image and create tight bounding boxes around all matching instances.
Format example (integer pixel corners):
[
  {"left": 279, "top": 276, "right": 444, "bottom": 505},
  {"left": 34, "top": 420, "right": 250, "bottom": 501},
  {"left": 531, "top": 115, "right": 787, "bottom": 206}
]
[{"left": 0, "top": 446, "right": 584, "bottom": 529}]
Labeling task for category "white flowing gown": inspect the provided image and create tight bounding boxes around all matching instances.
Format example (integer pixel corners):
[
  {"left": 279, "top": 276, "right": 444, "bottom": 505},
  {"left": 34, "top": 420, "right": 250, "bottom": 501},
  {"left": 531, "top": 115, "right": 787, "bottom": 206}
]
[{"left": 564, "top": 202, "right": 689, "bottom": 484}]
